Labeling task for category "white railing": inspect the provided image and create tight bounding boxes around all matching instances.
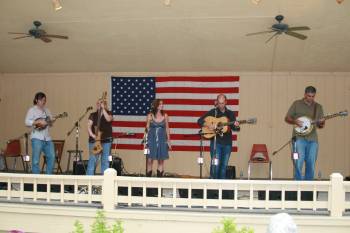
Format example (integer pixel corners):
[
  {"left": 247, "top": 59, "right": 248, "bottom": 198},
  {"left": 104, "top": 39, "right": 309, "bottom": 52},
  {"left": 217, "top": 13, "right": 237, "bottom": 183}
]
[
  {"left": 1, "top": 170, "right": 349, "bottom": 217},
  {"left": 0, "top": 173, "right": 103, "bottom": 205}
]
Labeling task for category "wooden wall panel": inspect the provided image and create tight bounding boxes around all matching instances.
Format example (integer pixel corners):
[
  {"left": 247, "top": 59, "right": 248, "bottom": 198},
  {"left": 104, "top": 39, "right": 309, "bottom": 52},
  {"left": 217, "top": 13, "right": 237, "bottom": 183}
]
[{"left": 0, "top": 72, "right": 349, "bottom": 179}]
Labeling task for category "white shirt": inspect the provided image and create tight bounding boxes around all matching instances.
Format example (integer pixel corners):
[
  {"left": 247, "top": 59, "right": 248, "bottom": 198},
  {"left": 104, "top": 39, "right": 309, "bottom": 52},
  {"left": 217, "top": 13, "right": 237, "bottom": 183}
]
[{"left": 25, "top": 105, "right": 52, "bottom": 141}]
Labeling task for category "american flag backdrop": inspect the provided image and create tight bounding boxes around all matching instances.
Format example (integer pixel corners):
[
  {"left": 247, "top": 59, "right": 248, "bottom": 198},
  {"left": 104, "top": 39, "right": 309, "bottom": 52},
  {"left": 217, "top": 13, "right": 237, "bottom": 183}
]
[{"left": 111, "top": 76, "right": 239, "bottom": 152}]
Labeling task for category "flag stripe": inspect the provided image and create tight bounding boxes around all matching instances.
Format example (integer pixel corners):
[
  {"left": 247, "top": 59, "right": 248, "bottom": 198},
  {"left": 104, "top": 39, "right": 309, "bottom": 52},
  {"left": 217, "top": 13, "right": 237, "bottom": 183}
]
[
  {"left": 116, "top": 144, "right": 238, "bottom": 152},
  {"left": 164, "top": 105, "right": 239, "bottom": 111},
  {"left": 156, "top": 81, "right": 240, "bottom": 88},
  {"left": 112, "top": 132, "right": 237, "bottom": 141},
  {"left": 114, "top": 126, "right": 240, "bottom": 135},
  {"left": 156, "top": 93, "right": 239, "bottom": 99},
  {"left": 163, "top": 99, "right": 239, "bottom": 105},
  {"left": 156, "top": 87, "right": 239, "bottom": 94},
  {"left": 114, "top": 138, "right": 238, "bottom": 147},
  {"left": 156, "top": 76, "right": 240, "bottom": 82},
  {"left": 165, "top": 110, "right": 238, "bottom": 117}
]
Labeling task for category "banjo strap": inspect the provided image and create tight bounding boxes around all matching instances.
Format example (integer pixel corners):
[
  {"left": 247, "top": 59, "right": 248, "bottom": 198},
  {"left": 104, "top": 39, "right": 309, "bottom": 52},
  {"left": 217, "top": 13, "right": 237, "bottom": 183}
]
[{"left": 312, "top": 103, "right": 317, "bottom": 120}]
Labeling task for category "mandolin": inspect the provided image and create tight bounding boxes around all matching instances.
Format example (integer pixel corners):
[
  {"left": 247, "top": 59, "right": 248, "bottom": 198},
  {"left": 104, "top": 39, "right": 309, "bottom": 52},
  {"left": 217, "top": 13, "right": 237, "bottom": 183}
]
[
  {"left": 201, "top": 116, "right": 257, "bottom": 139},
  {"left": 92, "top": 92, "right": 107, "bottom": 155},
  {"left": 34, "top": 112, "right": 68, "bottom": 130}
]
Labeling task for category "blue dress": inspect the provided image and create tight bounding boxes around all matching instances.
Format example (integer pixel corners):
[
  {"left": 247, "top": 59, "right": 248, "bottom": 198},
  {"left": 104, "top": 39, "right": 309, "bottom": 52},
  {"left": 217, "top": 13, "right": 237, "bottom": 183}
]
[{"left": 147, "top": 119, "right": 169, "bottom": 160}]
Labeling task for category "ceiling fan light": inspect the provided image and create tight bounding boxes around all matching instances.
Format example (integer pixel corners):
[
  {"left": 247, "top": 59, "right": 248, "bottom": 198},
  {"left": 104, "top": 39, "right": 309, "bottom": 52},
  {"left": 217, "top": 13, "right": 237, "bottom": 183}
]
[
  {"left": 164, "top": 0, "right": 171, "bottom": 6},
  {"left": 52, "top": 0, "right": 62, "bottom": 11},
  {"left": 336, "top": 0, "right": 344, "bottom": 3},
  {"left": 252, "top": 0, "right": 262, "bottom": 4}
]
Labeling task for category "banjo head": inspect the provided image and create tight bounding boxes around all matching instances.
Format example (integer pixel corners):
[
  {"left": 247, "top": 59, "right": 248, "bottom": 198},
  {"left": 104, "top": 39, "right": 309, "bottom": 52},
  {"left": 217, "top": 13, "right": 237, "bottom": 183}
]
[{"left": 294, "top": 116, "right": 313, "bottom": 135}]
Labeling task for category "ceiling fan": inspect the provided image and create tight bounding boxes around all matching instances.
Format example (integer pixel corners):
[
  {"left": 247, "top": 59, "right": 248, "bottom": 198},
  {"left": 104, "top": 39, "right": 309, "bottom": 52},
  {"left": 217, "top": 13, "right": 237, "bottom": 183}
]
[
  {"left": 246, "top": 15, "right": 310, "bottom": 43},
  {"left": 8, "top": 21, "right": 68, "bottom": 43}
]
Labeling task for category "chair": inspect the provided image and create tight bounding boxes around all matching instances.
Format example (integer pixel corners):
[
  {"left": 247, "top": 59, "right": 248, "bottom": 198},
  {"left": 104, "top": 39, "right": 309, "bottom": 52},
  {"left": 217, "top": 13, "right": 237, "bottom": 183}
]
[
  {"left": 248, "top": 144, "right": 272, "bottom": 180},
  {"left": 42, "top": 140, "right": 65, "bottom": 174},
  {"left": 2, "top": 139, "right": 26, "bottom": 172}
]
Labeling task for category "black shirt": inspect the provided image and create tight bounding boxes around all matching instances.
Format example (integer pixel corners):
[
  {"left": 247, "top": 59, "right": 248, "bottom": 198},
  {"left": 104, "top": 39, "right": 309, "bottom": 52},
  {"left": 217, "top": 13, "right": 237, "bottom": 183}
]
[
  {"left": 88, "top": 111, "right": 113, "bottom": 143},
  {"left": 197, "top": 107, "right": 240, "bottom": 146}
]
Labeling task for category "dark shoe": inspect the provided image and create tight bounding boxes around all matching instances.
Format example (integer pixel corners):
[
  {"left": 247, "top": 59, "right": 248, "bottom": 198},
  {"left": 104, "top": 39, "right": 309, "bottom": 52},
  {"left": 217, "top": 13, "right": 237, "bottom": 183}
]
[
  {"left": 146, "top": 170, "right": 152, "bottom": 177},
  {"left": 157, "top": 170, "right": 164, "bottom": 177}
]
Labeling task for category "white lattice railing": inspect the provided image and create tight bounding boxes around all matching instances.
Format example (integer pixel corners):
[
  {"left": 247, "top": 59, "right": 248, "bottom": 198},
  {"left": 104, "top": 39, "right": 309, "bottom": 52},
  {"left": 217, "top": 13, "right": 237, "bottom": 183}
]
[
  {"left": 0, "top": 171, "right": 349, "bottom": 217},
  {"left": 114, "top": 177, "right": 330, "bottom": 211},
  {"left": 0, "top": 173, "right": 103, "bottom": 205}
]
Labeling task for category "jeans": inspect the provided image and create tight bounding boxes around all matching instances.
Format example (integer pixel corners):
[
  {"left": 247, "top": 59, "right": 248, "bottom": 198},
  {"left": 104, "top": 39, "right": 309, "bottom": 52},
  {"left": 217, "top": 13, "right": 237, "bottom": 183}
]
[
  {"left": 86, "top": 141, "right": 112, "bottom": 175},
  {"left": 294, "top": 138, "right": 318, "bottom": 180},
  {"left": 210, "top": 141, "right": 232, "bottom": 179},
  {"left": 31, "top": 139, "right": 55, "bottom": 174}
]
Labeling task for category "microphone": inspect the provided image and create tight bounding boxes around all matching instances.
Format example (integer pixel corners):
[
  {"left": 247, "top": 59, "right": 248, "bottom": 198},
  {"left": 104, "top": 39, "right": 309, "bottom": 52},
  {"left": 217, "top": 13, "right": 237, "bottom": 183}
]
[
  {"left": 86, "top": 106, "right": 93, "bottom": 111},
  {"left": 292, "top": 136, "right": 298, "bottom": 160}
]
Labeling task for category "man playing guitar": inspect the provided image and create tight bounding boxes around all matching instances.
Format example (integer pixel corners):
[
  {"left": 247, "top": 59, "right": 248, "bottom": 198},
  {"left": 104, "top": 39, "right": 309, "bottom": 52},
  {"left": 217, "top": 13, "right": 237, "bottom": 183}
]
[
  {"left": 25, "top": 92, "right": 55, "bottom": 174},
  {"left": 197, "top": 94, "right": 240, "bottom": 179}
]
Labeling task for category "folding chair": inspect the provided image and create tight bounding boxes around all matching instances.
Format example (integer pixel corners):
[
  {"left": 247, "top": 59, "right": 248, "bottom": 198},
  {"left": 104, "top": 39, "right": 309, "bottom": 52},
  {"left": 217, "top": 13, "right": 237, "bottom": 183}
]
[
  {"left": 248, "top": 144, "right": 272, "bottom": 180},
  {"left": 2, "top": 139, "right": 26, "bottom": 172}
]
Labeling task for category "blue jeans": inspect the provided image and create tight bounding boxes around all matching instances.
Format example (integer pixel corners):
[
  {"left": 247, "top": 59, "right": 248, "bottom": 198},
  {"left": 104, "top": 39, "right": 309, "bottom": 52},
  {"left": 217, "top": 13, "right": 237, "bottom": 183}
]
[
  {"left": 294, "top": 138, "right": 318, "bottom": 180},
  {"left": 210, "top": 141, "right": 232, "bottom": 179},
  {"left": 31, "top": 139, "right": 55, "bottom": 174},
  {"left": 86, "top": 142, "right": 112, "bottom": 175}
]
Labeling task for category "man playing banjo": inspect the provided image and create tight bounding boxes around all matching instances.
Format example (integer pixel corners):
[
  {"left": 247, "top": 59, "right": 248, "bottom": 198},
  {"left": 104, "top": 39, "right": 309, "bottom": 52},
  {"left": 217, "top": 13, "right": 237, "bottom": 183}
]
[{"left": 285, "top": 86, "right": 325, "bottom": 180}]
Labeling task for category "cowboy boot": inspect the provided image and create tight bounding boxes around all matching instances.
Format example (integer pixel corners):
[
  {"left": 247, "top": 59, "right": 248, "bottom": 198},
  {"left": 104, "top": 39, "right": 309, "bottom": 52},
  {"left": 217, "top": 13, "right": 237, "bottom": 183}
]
[
  {"left": 146, "top": 170, "right": 152, "bottom": 177},
  {"left": 157, "top": 170, "right": 164, "bottom": 177}
]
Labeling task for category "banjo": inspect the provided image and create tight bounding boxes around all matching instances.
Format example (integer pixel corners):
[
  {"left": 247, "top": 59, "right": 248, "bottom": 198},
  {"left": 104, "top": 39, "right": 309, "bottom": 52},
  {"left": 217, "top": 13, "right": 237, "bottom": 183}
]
[{"left": 294, "top": 110, "right": 348, "bottom": 136}]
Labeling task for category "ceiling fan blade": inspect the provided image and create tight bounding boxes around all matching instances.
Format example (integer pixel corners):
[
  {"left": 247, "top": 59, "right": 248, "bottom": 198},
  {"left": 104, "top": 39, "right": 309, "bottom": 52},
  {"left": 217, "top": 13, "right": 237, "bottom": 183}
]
[
  {"left": 285, "top": 31, "right": 307, "bottom": 40},
  {"left": 288, "top": 26, "right": 311, "bottom": 31},
  {"left": 13, "top": 35, "right": 31, "bottom": 40},
  {"left": 40, "top": 37, "right": 52, "bottom": 43},
  {"left": 8, "top": 32, "right": 28, "bottom": 35},
  {"left": 246, "top": 30, "right": 274, "bottom": 36},
  {"left": 265, "top": 32, "right": 279, "bottom": 43},
  {"left": 44, "top": 34, "right": 69, "bottom": 39}
]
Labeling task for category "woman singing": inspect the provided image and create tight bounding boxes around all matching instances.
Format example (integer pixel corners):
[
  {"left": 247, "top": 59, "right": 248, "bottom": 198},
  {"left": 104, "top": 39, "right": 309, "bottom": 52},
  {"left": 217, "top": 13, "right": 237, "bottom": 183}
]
[{"left": 145, "top": 99, "right": 171, "bottom": 177}]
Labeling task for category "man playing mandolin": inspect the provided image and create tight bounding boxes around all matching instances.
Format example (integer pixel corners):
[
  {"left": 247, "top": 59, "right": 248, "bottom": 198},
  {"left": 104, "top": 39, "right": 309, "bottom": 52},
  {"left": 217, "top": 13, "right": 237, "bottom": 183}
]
[
  {"left": 87, "top": 93, "right": 113, "bottom": 175},
  {"left": 285, "top": 86, "right": 325, "bottom": 181},
  {"left": 25, "top": 92, "right": 55, "bottom": 174},
  {"left": 197, "top": 94, "right": 240, "bottom": 179}
]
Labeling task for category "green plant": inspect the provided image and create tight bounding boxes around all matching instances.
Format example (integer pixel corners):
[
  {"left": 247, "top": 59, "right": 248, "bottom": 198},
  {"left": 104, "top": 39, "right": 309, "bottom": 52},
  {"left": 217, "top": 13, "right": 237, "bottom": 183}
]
[
  {"left": 72, "top": 210, "right": 124, "bottom": 233},
  {"left": 73, "top": 221, "right": 84, "bottom": 233},
  {"left": 212, "top": 218, "right": 254, "bottom": 233}
]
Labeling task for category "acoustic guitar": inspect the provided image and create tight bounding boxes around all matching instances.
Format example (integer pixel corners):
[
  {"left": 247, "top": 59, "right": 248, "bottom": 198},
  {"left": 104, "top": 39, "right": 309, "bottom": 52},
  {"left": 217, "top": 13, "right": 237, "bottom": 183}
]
[
  {"left": 92, "top": 92, "right": 107, "bottom": 155},
  {"left": 294, "top": 110, "right": 348, "bottom": 136},
  {"left": 34, "top": 112, "right": 68, "bottom": 130},
  {"left": 201, "top": 116, "right": 257, "bottom": 139}
]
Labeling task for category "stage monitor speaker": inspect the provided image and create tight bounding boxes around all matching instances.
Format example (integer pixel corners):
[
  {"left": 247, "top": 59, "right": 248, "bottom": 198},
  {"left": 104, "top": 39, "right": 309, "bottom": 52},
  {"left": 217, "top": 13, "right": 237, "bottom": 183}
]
[
  {"left": 73, "top": 160, "right": 88, "bottom": 175},
  {"left": 226, "top": 166, "right": 236, "bottom": 179}
]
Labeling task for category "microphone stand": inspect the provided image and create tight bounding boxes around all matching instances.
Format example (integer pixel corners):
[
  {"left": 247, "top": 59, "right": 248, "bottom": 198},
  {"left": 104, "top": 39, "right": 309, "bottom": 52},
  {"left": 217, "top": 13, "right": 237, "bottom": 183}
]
[
  {"left": 184, "top": 131, "right": 212, "bottom": 179},
  {"left": 211, "top": 107, "right": 218, "bottom": 179},
  {"left": 272, "top": 136, "right": 298, "bottom": 179},
  {"left": 24, "top": 133, "right": 31, "bottom": 173},
  {"left": 66, "top": 108, "right": 91, "bottom": 174},
  {"left": 198, "top": 131, "right": 204, "bottom": 179}
]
